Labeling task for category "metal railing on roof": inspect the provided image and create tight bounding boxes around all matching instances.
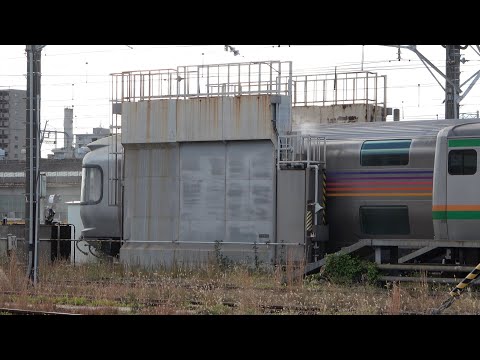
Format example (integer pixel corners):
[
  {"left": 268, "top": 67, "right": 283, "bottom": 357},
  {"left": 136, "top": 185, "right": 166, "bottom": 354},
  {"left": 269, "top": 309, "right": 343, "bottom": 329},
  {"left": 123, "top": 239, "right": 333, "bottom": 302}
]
[
  {"left": 110, "top": 60, "right": 293, "bottom": 102},
  {"left": 277, "top": 134, "right": 326, "bottom": 170},
  {"left": 291, "top": 71, "right": 386, "bottom": 108}
]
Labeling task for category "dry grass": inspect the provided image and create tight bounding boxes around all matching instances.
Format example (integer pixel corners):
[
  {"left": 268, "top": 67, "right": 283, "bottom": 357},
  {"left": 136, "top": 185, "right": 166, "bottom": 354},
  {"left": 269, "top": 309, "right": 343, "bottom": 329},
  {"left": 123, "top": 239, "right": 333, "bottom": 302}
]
[
  {"left": 387, "top": 282, "right": 401, "bottom": 315},
  {"left": 0, "top": 255, "right": 479, "bottom": 315}
]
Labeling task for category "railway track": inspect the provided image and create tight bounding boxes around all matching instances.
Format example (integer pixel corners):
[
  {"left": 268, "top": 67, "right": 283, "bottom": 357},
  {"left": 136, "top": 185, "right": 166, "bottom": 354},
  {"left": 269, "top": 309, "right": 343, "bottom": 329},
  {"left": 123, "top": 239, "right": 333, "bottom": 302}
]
[
  {"left": 0, "top": 290, "right": 356, "bottom": 314},
  {"left": 0, "top": 290, "right": 448, "bottom": 315},
  {"left": 0, "top": 307, "right": 79, "bottom": 315},
  {"left": 0, "top": 275, "right": 476, "bottom": 314},
  {"left": 0, "top": 303, "right": 452, "bottom": 315}
]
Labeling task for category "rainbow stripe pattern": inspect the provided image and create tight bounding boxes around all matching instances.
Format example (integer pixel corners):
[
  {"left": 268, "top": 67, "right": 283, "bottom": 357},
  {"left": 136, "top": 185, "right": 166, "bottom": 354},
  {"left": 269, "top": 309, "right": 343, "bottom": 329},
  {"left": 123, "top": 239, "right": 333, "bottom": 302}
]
[{"left": 327, "top": 170, "right": 433, "bottom": 197}]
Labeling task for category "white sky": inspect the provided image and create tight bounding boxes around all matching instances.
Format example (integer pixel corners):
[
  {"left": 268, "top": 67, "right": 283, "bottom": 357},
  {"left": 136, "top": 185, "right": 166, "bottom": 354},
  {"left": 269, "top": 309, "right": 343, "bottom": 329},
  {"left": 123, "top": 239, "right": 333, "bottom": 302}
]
[{"left": 1, "top": 45, "right": 480, "bottom": 157}]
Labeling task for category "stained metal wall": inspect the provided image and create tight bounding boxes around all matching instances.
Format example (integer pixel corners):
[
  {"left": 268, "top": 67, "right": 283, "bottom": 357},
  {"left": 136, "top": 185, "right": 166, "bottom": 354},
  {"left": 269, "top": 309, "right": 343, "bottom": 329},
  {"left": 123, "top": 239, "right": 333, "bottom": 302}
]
[
  {"left": 292, "top": 104, "right": 385, "bottom": 125},
  {"left": 275, "top": 95, "right": 292, "bottom": 134},
  {"left": 122, "top": 95, "right": 291, "bottom": 144},
  {"left": 180, "top": 141, "right": 275, "bottom": 243},
  {"left": 122, "top": 143, "right": 180, "bottom": 244},
  {"left": 122, "top": 100, "right": 178, "bottom": 144},
  {"left": 276, "top": 170, "right": 306, "bottom": 264},
  {"left": 119, "top": 92, "right": 291, "bottom": 267},
  {"left": 179, "top": 142, "right": 225, "bottom": 243},
  {"left": 121, "top": 140, "right": 276, "bottom": 267}
]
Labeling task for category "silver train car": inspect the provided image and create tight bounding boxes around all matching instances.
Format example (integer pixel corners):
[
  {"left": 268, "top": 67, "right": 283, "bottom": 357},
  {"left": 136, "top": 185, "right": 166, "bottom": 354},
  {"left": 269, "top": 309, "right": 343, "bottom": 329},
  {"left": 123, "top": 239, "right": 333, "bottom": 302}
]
[
  {"left": 80, "top": 118, "right": 480, "bottom": 266},
  {"left": 300, "top": 118, "right": 480, "bottom": 265},
  {"left": 80, "top": 135, "right": 122, "bottom": 256}
]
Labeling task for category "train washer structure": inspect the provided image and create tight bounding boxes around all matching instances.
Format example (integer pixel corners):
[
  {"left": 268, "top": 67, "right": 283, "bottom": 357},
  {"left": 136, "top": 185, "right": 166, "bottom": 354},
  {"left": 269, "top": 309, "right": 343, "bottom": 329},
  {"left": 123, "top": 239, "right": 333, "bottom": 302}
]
[{"left": 79, "top": 60, "right": 480, "bottom": 283}]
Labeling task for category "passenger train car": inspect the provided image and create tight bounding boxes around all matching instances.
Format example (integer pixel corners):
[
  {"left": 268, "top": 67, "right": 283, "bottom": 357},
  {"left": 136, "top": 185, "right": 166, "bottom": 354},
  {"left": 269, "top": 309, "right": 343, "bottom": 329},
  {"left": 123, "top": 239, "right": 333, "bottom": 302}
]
[
  {"left": 80, "top": 135, "right": 122, "bottom": 256},
  {"left": 300, "top": 118, "right": 480, "bottom": 265},
  {"left": 80, "top": 118, "right": 480, "bottom": 266}
]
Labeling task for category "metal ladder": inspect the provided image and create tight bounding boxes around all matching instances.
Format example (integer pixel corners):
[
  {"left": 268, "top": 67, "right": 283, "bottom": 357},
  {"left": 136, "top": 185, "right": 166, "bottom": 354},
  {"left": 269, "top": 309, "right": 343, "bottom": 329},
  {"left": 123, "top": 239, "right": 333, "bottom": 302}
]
[{"left": 108, "top": 103, "right": 122, "bottom": 207}]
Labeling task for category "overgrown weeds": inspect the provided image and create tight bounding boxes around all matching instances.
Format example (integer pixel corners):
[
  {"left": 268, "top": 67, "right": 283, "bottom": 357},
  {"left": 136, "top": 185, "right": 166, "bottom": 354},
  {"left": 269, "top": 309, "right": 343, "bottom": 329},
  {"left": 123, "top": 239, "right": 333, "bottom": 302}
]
[{"left": 0, "top": 254, "right": 478, "bottom": 315}]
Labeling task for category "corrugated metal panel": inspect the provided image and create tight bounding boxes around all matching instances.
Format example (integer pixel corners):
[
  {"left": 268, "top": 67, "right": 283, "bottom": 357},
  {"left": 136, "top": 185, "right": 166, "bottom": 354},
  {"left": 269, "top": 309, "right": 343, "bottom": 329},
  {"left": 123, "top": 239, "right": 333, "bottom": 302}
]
[
  {"left": 225, "top": 151, "right": 274, "bottom": 241},
  {"left": 122, "top": 94, "right": 291, "bottom": 145},
  {"left": 122, "top": 102, "right": 137, "bottom": 144},
  {"left": 180, "top": 142, "right": 225, "bottom": 179},
  {"left": 122, "top": 100, "right": 177, "bottom": 144},
  {"left": 225, "top": 140, "right": 274, "bottom": 246},
  {"left": 276, "top": 95, "right": 292, "bottom": 134},
  {"left": 276, "top": 170, "right": 306, "bottom": 262},
  {"left": 178, "top": 141, "right": 275, "bottom": 244},
  {"left": 121, "top": 140, "right": 276, "bottom": 267},
  {"left": 249, "top": 180, "right": 274, "bottom": 220},
  {"left": 129, "top": 216, "right": 179, "bottom": 243},
  {"left": 226, "top": 181, "right": 250, "bottom": 220},
  {"left": 226, "top": 141, "right": 274, "bottom": 180},
  {"left": 224, "top": 221, "right": 274, "bottom": 244},
  {"left": 180, "top": 143, "right": 226, "bottom": 223},
  {"left": 177, "top": 97, "right": 224, "bottom": 141},
  {"left": 128, "top": 144, "right": 179, "bottom": 178},
  {"left": 222, "top": 96, "right": 271, "bottom": 141},
  {"left": 179, "top": 221, "right": 225, "bottom": 243},
  {"left": 181, "top": 178, "right": 226, "bottom": 220},
  {"left": 123, "top": 144, "right": 180, "bottom": 243}
]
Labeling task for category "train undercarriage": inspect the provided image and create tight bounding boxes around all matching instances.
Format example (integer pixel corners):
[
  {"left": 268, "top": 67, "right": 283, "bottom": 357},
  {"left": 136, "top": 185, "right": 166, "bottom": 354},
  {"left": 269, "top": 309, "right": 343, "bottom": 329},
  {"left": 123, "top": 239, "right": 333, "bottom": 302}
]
[{"left": 305, "top": 238, "right": 480, "bottom": 284}]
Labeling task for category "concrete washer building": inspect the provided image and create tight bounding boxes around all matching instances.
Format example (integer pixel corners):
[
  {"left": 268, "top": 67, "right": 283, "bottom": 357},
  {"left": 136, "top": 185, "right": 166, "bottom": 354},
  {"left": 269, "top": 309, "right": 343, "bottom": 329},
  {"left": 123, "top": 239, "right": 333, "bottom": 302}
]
[{"left": 109, "top": 62, "right": 388, "bottom": 268}]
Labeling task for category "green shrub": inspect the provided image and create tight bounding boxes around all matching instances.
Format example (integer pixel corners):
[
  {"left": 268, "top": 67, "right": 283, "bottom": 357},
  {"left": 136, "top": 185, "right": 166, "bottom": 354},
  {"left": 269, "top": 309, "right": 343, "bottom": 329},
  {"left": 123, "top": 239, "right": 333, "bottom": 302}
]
[
  {"left": 214, "top": 240, "right": 232, "bottom": 271},
  {"left": 323, "top": 253, "right": 379, "bottom": 285}
]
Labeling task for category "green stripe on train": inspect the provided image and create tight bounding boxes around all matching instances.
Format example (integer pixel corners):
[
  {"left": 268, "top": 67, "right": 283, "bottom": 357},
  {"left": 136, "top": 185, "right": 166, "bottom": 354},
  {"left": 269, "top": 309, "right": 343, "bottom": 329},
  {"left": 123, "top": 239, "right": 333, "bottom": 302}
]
[
  {"left": 448, "top": 139, "right": 480, "bottom": 147},
  {"left": 432, "top": 211, "right": 480, "bottom": 220}
]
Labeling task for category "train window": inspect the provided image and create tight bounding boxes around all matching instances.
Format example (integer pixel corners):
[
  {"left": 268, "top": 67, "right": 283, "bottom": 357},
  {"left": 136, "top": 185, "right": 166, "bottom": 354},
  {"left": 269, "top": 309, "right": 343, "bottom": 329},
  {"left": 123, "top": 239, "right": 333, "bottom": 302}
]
[
  {"left": 80, "top": 166, "right": 103, "bottom": 204},
  {"left": 448, "top": 149, "right": 477, "bottom": 175},
  {"left": 360, "top": 140, "right": 411, "bottom": 166},
  {"left": 360, "top": 206, "right": 410, "bottom": 235}
]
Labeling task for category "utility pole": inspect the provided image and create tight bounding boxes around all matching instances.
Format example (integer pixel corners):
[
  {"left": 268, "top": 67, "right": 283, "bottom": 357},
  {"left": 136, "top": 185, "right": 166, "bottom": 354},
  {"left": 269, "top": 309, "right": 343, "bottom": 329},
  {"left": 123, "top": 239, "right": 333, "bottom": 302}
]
[
  {"left": 25, "top": 45, "right": 46, "bottom": 285},
  {"left": 384, "top": 45, "right": 479, "bottom": 120},
  {"left": 445, "top": 45, "right": 462, "bottom": 119}
]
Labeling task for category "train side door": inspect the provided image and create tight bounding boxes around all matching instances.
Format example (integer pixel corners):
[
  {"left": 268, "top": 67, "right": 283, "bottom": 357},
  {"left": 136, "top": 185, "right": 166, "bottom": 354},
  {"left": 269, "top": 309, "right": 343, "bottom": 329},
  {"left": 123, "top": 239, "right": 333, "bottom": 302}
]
[{"left": 446, "top": 138, "right": 480, "bottom": 240}]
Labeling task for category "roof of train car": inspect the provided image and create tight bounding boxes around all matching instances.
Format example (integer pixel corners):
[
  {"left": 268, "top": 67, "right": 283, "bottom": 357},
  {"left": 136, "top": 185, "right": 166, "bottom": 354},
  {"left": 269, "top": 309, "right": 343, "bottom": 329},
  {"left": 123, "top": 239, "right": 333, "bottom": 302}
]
[
  {"left": 293, "top": 118, "right": 480, "bottom": 140},
  {"left": 86, "top": 134, "right": 119, "bottom": 150}
]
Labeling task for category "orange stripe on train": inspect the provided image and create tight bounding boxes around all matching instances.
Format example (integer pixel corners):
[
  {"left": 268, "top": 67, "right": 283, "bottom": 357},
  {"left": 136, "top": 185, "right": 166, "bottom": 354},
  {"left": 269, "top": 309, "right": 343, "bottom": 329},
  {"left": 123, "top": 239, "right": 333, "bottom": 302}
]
[
  {"left": 327, "top": 187, "right": 432, "bottom": 191},
  {"left": 328, "top": 193, "right": 432, "bottom": 197},
  {"left": 432, "top": 205, "right": 480, "bottom": 211}
]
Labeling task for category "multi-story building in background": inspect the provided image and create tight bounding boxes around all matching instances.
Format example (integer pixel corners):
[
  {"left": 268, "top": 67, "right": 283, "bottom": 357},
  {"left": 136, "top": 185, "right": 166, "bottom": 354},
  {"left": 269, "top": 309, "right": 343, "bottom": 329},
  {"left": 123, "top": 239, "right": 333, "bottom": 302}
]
[
  {"left": 74, "top": 127, "right": 110, "bottom": 157},
  {"left": 0, "top": 89, "right": 26, "bottom": 160},
  {"left": 48, "top": 107, "right": 111, "bottom": 159}
]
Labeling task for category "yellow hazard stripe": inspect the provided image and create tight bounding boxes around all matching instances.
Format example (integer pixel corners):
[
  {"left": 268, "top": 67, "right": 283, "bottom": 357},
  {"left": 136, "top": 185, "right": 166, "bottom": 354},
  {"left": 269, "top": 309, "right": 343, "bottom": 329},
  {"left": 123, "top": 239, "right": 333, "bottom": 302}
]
[
  {"left": 306, "top": 211, "right": 313, "bottom": 231},
  {"left": 322, "top": 170, "right": 327, "bottom": 225},
  {"left": 449, "top": 267, "right": 480, "bottom": 297}
]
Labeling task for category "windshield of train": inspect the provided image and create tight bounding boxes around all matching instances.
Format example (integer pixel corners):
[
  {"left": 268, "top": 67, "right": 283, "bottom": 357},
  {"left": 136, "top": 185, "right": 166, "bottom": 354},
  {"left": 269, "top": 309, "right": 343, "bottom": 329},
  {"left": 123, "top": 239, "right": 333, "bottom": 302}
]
[{"left": 80, "top": 166, "right": 102, "bottom": 204}]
